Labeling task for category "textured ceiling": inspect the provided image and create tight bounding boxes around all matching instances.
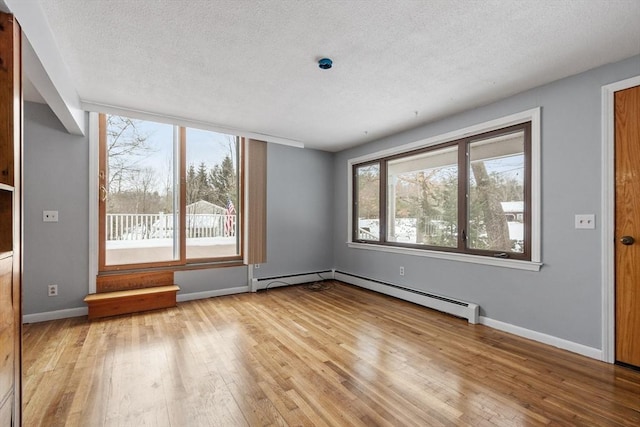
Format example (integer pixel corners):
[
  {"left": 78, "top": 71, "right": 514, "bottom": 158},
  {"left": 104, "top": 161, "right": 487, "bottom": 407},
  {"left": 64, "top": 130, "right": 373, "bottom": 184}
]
[{"left": 36, "top": 0, "right": 640, "bottom": 151}]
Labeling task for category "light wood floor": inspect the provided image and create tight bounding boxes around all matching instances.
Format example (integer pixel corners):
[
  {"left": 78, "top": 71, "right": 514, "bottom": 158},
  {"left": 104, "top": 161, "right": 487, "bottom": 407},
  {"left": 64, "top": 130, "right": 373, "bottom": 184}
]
[{"left": 23, "top": 281, "right": 640, "bottom": 426}]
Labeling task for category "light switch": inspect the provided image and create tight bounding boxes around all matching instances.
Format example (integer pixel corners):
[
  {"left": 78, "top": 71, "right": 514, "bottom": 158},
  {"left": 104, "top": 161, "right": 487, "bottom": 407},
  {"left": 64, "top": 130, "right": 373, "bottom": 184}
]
[
  {"left": 43, "top": 210, "right": 59, "bottom": 222},
  {"left": 575, "top": 214, "right": 595, "bottom": 229}
]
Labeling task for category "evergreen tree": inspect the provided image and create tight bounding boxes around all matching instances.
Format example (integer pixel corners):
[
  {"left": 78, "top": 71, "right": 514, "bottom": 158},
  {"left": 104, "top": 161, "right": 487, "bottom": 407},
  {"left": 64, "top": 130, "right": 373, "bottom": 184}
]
[
  {"left": 186, "top": 164, "right": 198, "bottom": 205},
  {"left": 196, "top": 161, "right": 210, "bottom": 201},
  {"left": 209, "top": 155, "right": 236, "bottom": 207}
]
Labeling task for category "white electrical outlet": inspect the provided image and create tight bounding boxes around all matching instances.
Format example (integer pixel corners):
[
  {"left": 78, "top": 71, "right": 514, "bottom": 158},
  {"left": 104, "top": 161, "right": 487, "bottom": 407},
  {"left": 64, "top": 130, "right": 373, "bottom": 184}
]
[
  {"left": 48, "top": 284, "right": 58, "bottom": 296},
  {"left": 399, "top": 266, "right": 405, "bottom": 276},
  {"left": 43, "top": 210, "right": 59, "bottom": 222},
  {"left": 575, "top": 214, "right": 595, "bottom": 229}
]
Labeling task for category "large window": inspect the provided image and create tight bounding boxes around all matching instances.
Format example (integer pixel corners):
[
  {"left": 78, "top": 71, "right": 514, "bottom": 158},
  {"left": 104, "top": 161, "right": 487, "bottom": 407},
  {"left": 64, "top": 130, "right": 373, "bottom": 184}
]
[
  {"left": 99, "top": 114, "right": 242, "bottom": 270},
  {"left": 353, "top": 122, "right": 531, "bottom": 261}
]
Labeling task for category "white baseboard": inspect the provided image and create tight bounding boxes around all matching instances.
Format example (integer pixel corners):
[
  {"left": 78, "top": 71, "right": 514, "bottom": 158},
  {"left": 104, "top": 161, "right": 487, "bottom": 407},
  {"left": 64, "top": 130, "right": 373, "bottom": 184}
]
[
  {"left": 252, "top": 270, "right": 335, "bottom": 291},
  {"left": 177, "top": 286, "right": 249, "bottom": 302},
  {"left": 479, "top": 316, "right": 603, "bottom": 360},
  {"left": 334, "top": 270, "right": 602, "bottom": 361},
  {"left": 23, "top": 307, "right": 88, "bottom": 324}
]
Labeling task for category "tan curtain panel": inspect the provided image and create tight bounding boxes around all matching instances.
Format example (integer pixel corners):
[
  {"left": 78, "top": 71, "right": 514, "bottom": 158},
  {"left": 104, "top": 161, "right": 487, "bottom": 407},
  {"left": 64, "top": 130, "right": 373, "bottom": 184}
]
[{"left": 245, "top": 138, "right": 267, "bottom": 264}]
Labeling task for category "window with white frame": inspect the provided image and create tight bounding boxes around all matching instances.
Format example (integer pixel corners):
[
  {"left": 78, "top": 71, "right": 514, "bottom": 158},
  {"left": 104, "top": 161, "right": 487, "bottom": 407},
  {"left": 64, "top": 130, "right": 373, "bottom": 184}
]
[{"left": 350, "top": 110, "right": 540, "bottom": 268}]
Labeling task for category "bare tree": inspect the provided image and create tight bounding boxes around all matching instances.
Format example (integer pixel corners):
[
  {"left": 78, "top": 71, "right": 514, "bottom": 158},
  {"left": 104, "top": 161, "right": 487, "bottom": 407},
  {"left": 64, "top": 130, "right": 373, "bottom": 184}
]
[
  {"left": 106, "top": 115, "right": 153, "bottom": 193},
  {"left": 132, "top": 167, "right": 157, "bottom": 214}
]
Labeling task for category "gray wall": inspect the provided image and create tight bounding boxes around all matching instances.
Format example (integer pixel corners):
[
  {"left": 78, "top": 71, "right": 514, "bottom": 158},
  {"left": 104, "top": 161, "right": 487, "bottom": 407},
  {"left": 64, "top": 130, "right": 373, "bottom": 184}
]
[
  {"left": 23, "top": 54, "right": 640, "bottom": 351},
  {"left": 333, "top": 55, "right": 640, "bottom": 350},
  {"left": 23, "top": 102, "right": 90, "bottom": 314},
  {"left": 22, "top": 104, "right": 335, "bottom": 315},
  {"left": 254, "top": 143, "right": 334, "bottom": 279}
]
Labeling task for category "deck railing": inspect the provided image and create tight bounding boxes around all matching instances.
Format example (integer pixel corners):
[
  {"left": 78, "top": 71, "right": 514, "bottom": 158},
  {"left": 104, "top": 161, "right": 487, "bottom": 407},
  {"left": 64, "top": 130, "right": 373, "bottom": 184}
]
[{"left": 106, "top": 213, "right": 236, "bottom": 240}]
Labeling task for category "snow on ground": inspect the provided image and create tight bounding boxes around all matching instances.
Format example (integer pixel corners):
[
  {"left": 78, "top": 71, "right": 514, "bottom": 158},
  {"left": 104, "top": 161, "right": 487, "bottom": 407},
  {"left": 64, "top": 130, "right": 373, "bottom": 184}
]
[
  {"left": 106, "top": 236, "right": 237, "bottom": 249},
  {"left": 359, "top": 218, "right": 417, "bottom": 243},
  {"left": 359, "top": 218, "right": 523, "bottom": 242}
]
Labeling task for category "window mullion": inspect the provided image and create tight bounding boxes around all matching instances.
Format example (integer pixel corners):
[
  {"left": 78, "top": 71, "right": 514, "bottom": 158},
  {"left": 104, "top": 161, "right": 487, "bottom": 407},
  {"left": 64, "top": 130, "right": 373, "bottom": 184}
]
[
  {"left": 458, "top": 140, "right": 469, "bottom": 252},
  {"left": 380, "top": 160, "right": 387, "bottom": 243},
  {"left": 177, "top": 126, "right": 186, "bottom": 263},
  {"left": 98, "top": 114, "right": 107, "bottom": 270}
]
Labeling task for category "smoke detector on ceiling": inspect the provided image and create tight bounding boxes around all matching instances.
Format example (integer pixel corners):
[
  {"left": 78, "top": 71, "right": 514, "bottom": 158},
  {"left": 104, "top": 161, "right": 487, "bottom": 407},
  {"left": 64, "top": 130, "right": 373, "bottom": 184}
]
[{"left": 318, "top": 58, "right": 333, "bottom": 70}]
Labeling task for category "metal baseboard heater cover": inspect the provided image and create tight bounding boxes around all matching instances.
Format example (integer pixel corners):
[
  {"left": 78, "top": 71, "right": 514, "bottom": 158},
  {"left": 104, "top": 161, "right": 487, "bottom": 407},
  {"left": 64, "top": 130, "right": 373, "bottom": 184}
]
[
  {"left": 335, "top": 271, "right": 479, "bottom": 324},
  {"left": 252, "top": 270, "right": 334, "bottom": 291}
]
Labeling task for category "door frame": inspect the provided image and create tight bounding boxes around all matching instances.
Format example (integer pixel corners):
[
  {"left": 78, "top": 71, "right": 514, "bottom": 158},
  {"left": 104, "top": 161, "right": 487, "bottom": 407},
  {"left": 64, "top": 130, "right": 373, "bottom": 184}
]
[{"left": 601, "top": 75, "right": 640, "bottom": 364}]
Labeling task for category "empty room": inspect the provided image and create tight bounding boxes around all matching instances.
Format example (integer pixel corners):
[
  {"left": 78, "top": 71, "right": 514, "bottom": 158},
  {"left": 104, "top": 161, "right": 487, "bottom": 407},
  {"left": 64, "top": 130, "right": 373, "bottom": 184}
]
[{"left": 1, "top": 0, "right": 640, "bottom": 426}]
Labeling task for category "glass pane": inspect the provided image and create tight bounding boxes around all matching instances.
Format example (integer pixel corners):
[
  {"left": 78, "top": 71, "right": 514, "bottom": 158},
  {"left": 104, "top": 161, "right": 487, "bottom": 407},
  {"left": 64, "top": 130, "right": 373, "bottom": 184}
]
[
  {"left": 468, "top": 130, "right": 525, "bottom": 253},
  {"left": 105, "top": 116, "right": 177, "bottom": 265},
  {"left": 355, "top": 163, "right": 380, "bottom": 240},
  {"left": 185, "top": 129, "right": 239, "bottom": 259},
  {"left": 387, "top": 146, "right": 458, "bottom": 247}
]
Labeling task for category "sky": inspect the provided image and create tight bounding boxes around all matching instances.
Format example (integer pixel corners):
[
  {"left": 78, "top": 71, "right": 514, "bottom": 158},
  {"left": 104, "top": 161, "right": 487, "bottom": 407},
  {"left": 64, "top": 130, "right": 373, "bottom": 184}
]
[{"left": 110, "top": 117, "right": 238, "bottom": 193}]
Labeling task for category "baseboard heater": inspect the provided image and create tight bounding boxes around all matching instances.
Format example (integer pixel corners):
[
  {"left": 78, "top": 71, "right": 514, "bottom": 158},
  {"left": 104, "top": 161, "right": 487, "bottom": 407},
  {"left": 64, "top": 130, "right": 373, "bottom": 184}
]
[
  {"left": 335, "top": 271, "right": 479, "bottom": 324},
  {"left": 252, "top": 270, "right": 335, "bottom": 291}
]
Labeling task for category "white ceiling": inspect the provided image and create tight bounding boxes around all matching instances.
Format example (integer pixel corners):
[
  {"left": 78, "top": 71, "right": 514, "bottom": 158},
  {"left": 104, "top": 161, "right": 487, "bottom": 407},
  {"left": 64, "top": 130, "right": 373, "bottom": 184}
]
[{"left": 25, "top": 0, "right": 640, "bottom": 151}]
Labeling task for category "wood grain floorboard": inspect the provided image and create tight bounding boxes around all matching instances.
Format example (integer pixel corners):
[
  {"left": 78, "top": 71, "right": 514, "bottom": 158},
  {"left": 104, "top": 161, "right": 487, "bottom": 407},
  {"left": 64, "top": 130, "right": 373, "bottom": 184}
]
[{"left": 22, "top": 281, "right": 640, "bottom": 426}]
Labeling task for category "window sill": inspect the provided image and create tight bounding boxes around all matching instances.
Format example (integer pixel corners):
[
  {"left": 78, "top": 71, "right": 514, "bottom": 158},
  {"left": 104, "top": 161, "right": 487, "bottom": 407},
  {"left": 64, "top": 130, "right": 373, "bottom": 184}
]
[
  {"left": 99, "top": 260, "right": 245, "bottom": 275},
  {"left": 347, "top": 242, "right": 542, "bottom": 271}
]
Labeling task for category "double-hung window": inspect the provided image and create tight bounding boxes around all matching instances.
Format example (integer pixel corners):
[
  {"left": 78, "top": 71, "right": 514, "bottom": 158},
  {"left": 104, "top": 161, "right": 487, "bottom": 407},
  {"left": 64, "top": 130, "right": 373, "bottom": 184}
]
[
  {"left": 353, "top": 119, "right": 534, "bottom": 262},
  {"left": 98, "top": 114, "right": 243, "bottom": 270}
]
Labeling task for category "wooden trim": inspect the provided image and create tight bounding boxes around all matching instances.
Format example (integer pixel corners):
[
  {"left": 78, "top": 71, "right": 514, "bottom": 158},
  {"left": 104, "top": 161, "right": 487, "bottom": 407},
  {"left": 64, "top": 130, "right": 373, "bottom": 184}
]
[
  {"left": 238, "top": 135, "right": 245, "bottom": 258},
  {"left": 246, "top": 139, "right": 267, "bottom": 264},
  {"left": 178, "top": 127, "right": 186, "bottom": 262},
  {"left": 99, "top": 119, "right": 246, "bottom": 271},
  {"left": 98, "top": 113, "right": 107, "bottom": 270},
  {"left": 0, "top": 14, "right": 15, "bottom": 188},
  {"left": 0, "top": 190, "right": 12, "bottom": 254},
  {"left": 97, "top": 259, "right": 244, "bottom": 276},
  {"left": 96, "top": 271, "right": 174, "bottom": 293}
]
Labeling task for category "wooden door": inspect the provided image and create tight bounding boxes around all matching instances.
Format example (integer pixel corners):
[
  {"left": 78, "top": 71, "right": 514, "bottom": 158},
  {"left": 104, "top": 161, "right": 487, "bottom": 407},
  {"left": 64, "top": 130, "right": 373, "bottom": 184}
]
[{"left": 615, "top": 84, "right": 640, "bottom": 368}]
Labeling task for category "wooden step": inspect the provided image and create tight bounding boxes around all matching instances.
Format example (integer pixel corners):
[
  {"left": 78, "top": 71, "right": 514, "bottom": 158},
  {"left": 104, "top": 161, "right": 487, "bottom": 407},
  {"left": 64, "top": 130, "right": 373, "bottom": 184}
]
[{"left": 84, "top": 285, "right": 180, "bottom": 320}]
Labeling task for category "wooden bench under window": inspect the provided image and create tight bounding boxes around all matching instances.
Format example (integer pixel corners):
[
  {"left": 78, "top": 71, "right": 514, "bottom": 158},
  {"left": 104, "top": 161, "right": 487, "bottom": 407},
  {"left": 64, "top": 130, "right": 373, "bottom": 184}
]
[{"left": 85, "top": 271, "right": 179, "bottom": 319}]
